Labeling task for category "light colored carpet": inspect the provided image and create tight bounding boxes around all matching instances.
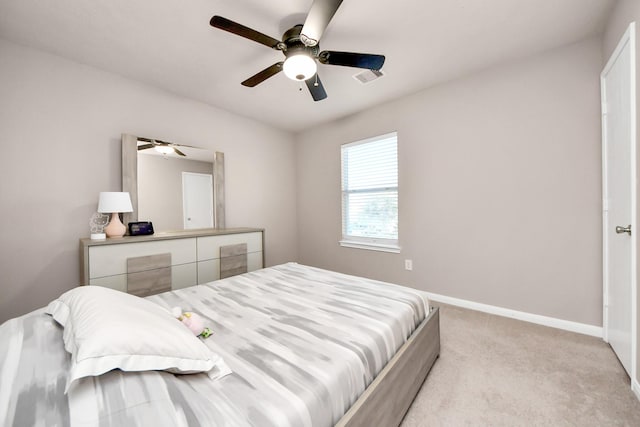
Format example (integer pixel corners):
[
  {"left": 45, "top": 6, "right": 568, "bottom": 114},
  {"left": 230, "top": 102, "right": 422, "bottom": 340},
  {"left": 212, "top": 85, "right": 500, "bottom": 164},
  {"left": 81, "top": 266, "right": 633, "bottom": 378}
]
[{"left": 401, "top": 304, "right": 640, "bottom": 426}]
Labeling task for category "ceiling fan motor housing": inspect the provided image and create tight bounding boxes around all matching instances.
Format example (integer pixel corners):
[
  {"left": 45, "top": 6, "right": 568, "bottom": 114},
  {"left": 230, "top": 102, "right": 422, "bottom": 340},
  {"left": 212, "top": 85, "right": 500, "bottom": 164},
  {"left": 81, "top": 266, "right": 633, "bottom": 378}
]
[{"left": 282, "top": 25, "right": 319, "bottom": 58}]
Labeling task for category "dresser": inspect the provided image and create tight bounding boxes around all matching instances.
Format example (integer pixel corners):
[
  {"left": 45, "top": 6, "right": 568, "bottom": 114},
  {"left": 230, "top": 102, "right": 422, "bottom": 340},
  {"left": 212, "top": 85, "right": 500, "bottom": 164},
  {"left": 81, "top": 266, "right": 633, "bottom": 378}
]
[{"left": 80, "top": 228, "right": 264, "bottom": 295}]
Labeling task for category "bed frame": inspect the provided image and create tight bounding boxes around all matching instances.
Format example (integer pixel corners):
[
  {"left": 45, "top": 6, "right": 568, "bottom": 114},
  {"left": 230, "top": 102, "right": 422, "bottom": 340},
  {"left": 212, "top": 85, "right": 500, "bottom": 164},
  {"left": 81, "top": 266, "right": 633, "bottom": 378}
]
[{"left": 337, "top": 306, "right": 440, "bottom": 427}]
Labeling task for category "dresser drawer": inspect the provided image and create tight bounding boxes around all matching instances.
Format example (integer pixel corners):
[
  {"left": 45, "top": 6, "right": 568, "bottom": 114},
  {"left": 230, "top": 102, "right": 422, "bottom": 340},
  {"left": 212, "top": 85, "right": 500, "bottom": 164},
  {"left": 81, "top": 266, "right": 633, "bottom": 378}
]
[
  {"left": 88, "top": 238, "right": 196, "bottom": 279},
  {"left": 197, "top": 232, "right": 262, "bottom": 262},
  {"left": 247, "top": 251, "right": 263, "bottom": 272},
  {"left": 89, "top": 263, "right": 197, "bottom": 292},
  {"left": 197, "top": 251, "right": 263, "bottom": 285},
  {"left": 197, "top": 259, "right": 219, "bottom": 285}
]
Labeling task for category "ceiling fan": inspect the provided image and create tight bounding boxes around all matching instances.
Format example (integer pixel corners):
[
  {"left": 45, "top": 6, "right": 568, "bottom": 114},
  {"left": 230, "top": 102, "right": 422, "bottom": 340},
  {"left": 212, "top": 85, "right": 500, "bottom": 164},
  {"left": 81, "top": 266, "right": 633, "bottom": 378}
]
[
  {"left": 209, "top": 0, "right": 385, "bottom": 101},
  {"left": 137, "top": 137, "right": 186, "bottom": 157}
]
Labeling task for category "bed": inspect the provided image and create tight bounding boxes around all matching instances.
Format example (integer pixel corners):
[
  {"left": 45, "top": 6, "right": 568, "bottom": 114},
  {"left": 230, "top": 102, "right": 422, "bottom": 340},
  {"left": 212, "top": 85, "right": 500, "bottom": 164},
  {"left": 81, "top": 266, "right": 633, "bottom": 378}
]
[{"left": 0, "top": 263, "right": 440, "bottom": 426}]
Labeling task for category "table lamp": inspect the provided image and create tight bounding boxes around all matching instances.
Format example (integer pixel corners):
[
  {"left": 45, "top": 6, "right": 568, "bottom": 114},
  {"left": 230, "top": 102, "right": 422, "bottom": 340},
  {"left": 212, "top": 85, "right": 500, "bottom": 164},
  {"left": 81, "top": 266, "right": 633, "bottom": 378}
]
[{"left": 98, "top": 192, "right": 133, "bottom": 238}]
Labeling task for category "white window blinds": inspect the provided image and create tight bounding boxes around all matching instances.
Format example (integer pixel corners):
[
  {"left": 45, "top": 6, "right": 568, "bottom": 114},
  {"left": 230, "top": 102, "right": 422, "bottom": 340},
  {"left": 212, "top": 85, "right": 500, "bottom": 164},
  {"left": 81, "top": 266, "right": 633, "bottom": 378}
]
[{"left": 341, "top": 132, "right": 398, "bottom": 251}]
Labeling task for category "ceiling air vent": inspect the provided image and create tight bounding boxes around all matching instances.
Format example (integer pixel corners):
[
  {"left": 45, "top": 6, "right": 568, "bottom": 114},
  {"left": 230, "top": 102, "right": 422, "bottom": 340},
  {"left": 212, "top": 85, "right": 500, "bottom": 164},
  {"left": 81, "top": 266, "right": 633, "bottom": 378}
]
[{"left": 353, "top": 69, "right": 384, "bottom": 84}]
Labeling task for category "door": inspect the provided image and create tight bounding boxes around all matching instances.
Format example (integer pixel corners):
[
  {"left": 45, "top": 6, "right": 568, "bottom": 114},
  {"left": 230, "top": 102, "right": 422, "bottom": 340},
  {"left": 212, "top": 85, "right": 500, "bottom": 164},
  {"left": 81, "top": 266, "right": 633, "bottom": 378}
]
[
  {"left": 602, "top": 22, "right": 636, "bottom": 378},
  {"left": 182, "top": 172, "right": 213, "bottom": 229}
]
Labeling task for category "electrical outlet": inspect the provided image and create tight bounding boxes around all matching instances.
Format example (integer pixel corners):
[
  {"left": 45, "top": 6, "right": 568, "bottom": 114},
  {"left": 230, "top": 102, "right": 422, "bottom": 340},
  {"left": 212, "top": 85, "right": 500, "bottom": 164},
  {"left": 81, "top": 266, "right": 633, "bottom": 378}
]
[{"left": 404, "top": 259, "right": 413, "bottom": 271}]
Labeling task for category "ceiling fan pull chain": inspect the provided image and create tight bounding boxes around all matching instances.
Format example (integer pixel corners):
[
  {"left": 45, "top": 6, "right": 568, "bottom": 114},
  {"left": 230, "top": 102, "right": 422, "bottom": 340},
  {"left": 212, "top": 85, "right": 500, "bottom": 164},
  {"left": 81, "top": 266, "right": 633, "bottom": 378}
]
[
  {"left": 299, "top": 82, "right": 303, "bottom": 92},
  {"left": 314, "top": 74, "right": 319, "bottom": 87}
]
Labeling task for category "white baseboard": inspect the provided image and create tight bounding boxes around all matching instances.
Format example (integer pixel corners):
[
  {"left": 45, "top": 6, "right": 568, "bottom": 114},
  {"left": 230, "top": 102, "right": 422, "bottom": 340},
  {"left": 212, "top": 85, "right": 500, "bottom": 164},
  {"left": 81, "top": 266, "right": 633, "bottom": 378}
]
[
  {"left": 425, "top": 292, "right": 603, "bottom": 338},
  {"left": 633, "top": 378, "right": 640, "bottom": 402}
]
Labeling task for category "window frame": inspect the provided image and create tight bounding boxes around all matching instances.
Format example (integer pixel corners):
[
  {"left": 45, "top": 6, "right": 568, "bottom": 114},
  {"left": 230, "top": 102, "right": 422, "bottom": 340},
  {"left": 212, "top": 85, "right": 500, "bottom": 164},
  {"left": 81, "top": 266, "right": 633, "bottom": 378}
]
[{"left": 340, "top": 132, "right": 400, "bottom": 253}]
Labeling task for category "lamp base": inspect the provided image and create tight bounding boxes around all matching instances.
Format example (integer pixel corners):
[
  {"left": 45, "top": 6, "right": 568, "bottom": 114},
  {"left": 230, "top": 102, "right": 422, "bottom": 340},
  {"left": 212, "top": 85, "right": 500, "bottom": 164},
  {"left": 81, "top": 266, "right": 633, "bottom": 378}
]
[
  {"left": 90, "top": 233, "right": 106, "bottom": 240},
  {"left": 104, "top": 212, "right": 126, "bottom": 238}
]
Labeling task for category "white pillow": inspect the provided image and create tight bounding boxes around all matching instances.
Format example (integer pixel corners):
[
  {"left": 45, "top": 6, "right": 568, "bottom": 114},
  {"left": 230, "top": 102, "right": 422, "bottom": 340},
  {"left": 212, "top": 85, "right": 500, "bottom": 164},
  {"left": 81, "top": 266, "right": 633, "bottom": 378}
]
[{"left": 45, "top": 285, "right": 231, "bottom": 393}]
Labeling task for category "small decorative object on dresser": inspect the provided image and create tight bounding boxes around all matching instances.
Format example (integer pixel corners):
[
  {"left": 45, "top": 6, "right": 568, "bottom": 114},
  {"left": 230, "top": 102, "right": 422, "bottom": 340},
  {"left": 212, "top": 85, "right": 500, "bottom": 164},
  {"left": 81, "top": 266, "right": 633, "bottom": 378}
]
[
  {"left": 89, "top": 212, "right": 110, "bottom": 240},
  {"left": 98, "top": 192, "right": 133, "bottom": 238}
]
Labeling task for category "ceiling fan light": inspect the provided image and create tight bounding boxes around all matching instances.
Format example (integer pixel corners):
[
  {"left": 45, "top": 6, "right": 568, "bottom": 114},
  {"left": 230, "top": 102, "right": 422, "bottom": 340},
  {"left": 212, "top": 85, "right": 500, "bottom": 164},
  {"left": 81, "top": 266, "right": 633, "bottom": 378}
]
[
  {"left": 154, "top": 145, "right": 173, "bottom": 155},
  {"left": 283, "top": 54, "right": 317, "bottom": 81}
]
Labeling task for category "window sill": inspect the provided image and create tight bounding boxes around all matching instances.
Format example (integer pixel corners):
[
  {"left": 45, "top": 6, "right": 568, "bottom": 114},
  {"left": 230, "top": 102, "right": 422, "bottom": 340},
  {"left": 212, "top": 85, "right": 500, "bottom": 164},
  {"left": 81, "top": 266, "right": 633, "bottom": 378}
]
[{"left": 339, "top": 240, "right": 401, "bottom": 253}]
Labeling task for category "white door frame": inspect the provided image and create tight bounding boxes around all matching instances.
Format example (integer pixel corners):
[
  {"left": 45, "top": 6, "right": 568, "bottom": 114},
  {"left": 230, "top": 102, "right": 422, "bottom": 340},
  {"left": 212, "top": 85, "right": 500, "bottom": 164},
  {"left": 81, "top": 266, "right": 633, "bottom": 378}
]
[{"left": 602, "top": 22, "right": 637, "bottom": 390}]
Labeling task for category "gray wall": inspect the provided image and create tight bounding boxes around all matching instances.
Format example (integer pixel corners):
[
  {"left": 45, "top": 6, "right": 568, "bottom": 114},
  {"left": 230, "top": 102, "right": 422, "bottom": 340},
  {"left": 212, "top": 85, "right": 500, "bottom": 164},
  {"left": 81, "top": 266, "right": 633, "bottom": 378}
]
[
  {"left": 295, "top": 37, "right": 603, "bottom": 326},
  {"left": 602, "top": 0, "right": 640, "bottom": 394},
  {"left": 0, "top": 38, "right": 297, "bottom": 323}
]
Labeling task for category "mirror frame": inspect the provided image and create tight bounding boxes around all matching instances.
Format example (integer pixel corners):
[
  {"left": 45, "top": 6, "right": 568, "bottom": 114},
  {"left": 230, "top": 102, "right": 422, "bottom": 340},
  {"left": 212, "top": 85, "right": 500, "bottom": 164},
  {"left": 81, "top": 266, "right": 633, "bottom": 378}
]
[{"left": 121, "top": 133, "right": 225, "bottom": 231}]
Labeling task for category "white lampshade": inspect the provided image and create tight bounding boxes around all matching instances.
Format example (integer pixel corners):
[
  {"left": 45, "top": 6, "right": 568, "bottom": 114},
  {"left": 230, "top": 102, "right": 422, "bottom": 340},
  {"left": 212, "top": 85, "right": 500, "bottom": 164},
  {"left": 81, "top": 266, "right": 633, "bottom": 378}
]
[
  {"left": 98, "top": 192, "right": 133, "bottom": 213},
  {"left": 283, "top": 54, "right": 317, "bottom": 81}
]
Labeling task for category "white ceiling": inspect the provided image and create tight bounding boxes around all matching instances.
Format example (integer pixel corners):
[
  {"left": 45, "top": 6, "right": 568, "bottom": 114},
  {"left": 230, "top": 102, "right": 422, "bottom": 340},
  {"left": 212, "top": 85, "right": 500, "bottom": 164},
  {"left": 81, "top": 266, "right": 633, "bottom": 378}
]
[{"left": 0, "top": 0, "right": 615, "bottom": 133}]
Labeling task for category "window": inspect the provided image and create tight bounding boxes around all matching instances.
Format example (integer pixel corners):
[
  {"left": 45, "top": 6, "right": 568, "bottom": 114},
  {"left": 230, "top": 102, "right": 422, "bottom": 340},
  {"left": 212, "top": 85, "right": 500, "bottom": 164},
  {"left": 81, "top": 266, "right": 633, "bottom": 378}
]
[{"left": 340, "top": 132, "right": 399, "bottom": 252}]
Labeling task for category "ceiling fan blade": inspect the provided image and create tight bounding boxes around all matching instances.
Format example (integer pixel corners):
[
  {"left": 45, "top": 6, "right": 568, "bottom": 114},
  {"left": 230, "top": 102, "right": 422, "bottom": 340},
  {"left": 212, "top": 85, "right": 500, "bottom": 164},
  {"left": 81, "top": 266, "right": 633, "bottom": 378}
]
[
  {"left": 300, "top": 0, "right": 344, "bottom": 47},
  {"left": 306, "top": 74, "right": 327, "bottom": 101},
  {"left": 241, "top": 62, "right": 284, "bottom": 87},
  {"left": 210, "top": 16, "right": 281, "bottom": 49},
  {"left": 137, "top": 143, "right": 155, "bottom": 150},
  {"left": 319, "top": 51, "right": 385, "bottom": 70},
  {"left": 172, "top": 147, "right": 186, "bottom": 157}
]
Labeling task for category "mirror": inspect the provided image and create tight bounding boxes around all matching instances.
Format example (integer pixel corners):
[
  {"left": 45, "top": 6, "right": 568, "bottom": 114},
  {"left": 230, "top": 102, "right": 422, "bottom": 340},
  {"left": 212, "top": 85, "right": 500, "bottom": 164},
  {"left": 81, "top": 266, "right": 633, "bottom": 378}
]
[{"left": 122, "top": 134, "right": 225, "bottom": 233}]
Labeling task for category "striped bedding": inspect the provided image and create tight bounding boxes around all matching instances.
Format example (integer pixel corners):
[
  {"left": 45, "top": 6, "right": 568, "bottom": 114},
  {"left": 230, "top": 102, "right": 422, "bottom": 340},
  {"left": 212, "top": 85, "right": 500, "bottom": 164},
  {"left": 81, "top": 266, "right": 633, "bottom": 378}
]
[{"left": 0, "top": 263, "right": 428, "bottom": 427}]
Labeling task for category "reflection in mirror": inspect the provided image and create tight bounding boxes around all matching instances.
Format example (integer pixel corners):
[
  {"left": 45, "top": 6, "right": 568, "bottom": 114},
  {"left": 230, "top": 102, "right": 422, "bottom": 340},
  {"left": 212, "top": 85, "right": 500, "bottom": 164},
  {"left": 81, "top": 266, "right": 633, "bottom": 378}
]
[{"left": 121, "top": 134, "right": 225, "bottom": 233}]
